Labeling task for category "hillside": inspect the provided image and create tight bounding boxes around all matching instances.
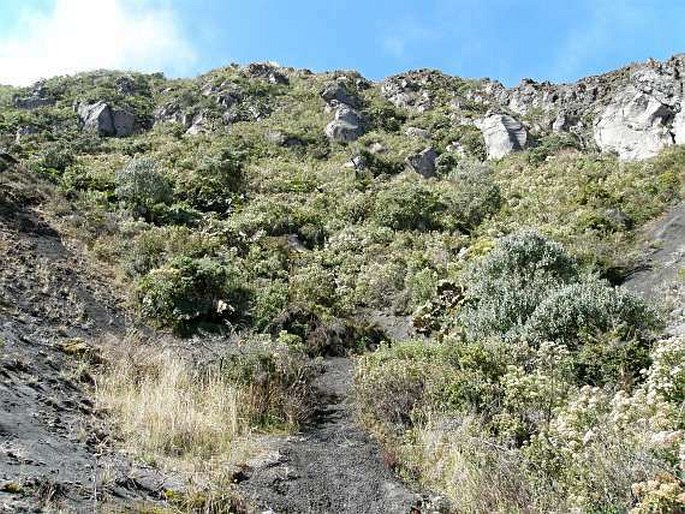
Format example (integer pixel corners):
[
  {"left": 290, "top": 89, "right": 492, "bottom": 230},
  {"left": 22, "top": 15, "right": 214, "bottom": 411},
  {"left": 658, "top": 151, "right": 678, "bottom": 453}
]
[{"left": 1, "top": 55, "right": 685, "bottom": 513}]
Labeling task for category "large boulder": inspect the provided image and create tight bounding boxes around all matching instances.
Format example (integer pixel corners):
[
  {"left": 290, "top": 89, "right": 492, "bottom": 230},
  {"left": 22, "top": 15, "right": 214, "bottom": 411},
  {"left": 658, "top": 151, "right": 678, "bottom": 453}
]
[
  {"left": 325, "top": 105, "right": 364, "bottom": 142},
  {"left": 593, "top": 87, "right": 675, "bottom": 161},
  {"left": 476, "top": 114, "right": 528, "bottom": 160},
  {"left": 321, "top": 82, "right": 359, "bottom": 108},
  {"left": 78, "top": 101, "right": 135, "bottom": 137},
  {"left": 112, "top": 110, "right": 135, "bottom": 137},
  {"left": 406, "top": 148, "right": 438, "bottom": 178}
]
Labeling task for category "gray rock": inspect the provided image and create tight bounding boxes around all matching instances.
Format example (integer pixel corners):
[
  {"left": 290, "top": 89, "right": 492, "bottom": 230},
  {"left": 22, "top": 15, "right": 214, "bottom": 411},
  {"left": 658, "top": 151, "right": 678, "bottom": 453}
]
[
  {"left": 264, "top": 130, "right": 304, "bottom": 147},
  {"left": 405, "top": 127, "right": 431, "bottom": 139},
  {"left": 406, "top": 148, "right": 438, "bottom": 178},
  {"left": 593, "top": 87, "right": 675, "bottom": 161},
  {"left": 15, "top": 126, "right": 37, "bottom": 143},
  {"left": 185, "top": 113, "right": 207, "bottom": 135},
  {"left": 674, "top": 109, "right": 685, "bottom": 145},
  {"left": 78, "top": 101, "right": 135, "bottom": 137},
  {"left": 476, "top": 114, "right": 528, "bottom": 159},
  {"left": 552, "top": 113, "right": 573, "bottom": 133},
  {"left": 381, "top": 73, "right": 434, "bottom": 112},
  {"left": 13, "top": 96, "right": 55, "bottom": 109},
  {"left": 79, "top": 101, "right": 113, "bottom": 136},
  {"left": 243, "top": 63, "right": 289, "bottom": 84},
  {"left": 325, "top": 105, "right": 364, "bottom": 142},
  {"left": 112, "top": 110, "right": 135, "bottom": 137},
  {"left": 445, "top": 141, "right": 467, "bottom": 157},
  {"left": 368, "top": 142, "right": 387, "bottom": 154},
  {"left": 321, "top": 82, "right": 358, "bottom": 107}
]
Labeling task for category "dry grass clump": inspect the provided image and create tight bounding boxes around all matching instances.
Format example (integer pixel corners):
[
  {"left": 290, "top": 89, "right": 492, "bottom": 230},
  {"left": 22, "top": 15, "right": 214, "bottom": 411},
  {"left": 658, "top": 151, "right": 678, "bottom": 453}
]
[
  {"left": 95, "top": 333, "right": 318, "bottom": 470},
  {"left": 96, "top": 345, "right": 246, "bottom": 464}
]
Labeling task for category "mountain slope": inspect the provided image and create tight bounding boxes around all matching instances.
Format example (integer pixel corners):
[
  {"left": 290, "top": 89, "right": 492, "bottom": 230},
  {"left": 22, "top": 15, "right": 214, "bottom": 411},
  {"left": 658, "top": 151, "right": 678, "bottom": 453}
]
[{"left": 1, "top": 55, "right": 685, "bottom": 513}]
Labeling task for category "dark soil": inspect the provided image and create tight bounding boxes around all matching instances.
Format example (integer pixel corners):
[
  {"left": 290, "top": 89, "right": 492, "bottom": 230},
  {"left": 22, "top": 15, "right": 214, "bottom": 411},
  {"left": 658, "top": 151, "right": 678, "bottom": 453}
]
[
  {"left": 0, "top": 177, "right": 177, "bottom": 512},
  {"left": 624, "top": 201, "right": 685, "bottom": 334},
  {"left": 239, "top": 357, "right": 427, "bottom": 514}
]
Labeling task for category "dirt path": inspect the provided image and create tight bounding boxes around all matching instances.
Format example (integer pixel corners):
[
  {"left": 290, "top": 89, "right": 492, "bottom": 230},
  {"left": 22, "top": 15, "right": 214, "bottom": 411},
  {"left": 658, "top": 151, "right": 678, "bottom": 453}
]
[
  {"left": 624, "top": 201, "right": 685, "bottom": 334},
  {"left": 239, "top": 357, "right": 424, "bottom": 514}
]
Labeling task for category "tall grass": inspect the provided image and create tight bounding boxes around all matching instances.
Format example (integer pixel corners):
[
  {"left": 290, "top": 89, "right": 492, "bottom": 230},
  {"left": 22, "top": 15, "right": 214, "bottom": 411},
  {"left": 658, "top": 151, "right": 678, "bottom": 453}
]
[{"left": 95, "top": 343, "right": 249, "bottom": 466}]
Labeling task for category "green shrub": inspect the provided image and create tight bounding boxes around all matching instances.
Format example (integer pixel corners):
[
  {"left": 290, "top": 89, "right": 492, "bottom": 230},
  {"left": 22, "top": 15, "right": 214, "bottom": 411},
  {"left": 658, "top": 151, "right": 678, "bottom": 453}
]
[
  {"left": 174, "top": 148, "right": 244, "bottom": 213},
  {"left": 137, "top": 256, "right": 247, "bottom": 331},
  {"left": 524, "top": 279, "right": 659, "bottom": 347},
  {"left": 355, "top": 339, "right": 506, "bottom": 432},
  {"left": 250, "top": 279, "right": 289, "bottom": 331},
  {"left": 39, "top": 145, "right": 75, "bottom": 175},
  {"left": 437, "top": 161, "right": 502, "bottom": 232},
  {"left": 373, "top": 175, "right": 439, "bottom": 231},
  {"left": 123, "top": 225, "right": 221, "bottom": 278},
  {"left": 115, "top": 158, "right": 172, "bottom": 216},
  {"left": 462, "top": 230, "right": 580, "bottom": 340}
]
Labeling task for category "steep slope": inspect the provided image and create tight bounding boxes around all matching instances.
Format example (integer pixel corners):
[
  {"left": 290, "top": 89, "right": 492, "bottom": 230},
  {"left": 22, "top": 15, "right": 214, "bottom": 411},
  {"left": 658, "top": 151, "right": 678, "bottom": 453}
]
[
  {"left": 1, "top": 54, "right": 685, "bottom": 513},
  {"left": 625, "top": 201, "right": 685, "bottom": 334},
  {"left": 0, "top": 161, "right": 176, "bottom": 512}
]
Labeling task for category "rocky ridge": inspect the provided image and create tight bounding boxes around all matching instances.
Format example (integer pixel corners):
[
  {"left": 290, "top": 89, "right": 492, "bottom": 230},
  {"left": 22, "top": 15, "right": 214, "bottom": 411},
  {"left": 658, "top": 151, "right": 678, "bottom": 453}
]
[{"left": 7, "top": 55, "right": 685, "bottom": 163}]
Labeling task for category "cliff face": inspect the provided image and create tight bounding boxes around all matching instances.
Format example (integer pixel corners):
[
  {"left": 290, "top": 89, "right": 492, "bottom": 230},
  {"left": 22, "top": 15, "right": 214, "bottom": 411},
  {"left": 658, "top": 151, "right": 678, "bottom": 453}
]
[{"left": 380, "top": 54, "right": 685, "bottom": 161}]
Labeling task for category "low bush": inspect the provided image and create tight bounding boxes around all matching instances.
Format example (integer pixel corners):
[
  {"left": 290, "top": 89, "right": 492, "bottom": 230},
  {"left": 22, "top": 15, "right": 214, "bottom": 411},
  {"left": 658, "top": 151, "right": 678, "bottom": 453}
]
[
  {"left": 136, "top": 256, "right": 247, "bottom": 332},
  {"left": 115, "top": 158, "right": 172, "bottom": 218}
]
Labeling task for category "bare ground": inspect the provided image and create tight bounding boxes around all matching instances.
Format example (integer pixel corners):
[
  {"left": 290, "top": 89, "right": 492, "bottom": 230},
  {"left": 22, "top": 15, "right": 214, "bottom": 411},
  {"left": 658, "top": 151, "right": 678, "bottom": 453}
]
[
  {"left": 624, "top": 201, "right": 685, "bottom": 334},
  {"left": 0, "top": 174, "right": 180, "bottom": 512},
  {"left": 238, "top": 357, "right": 431, "bottom": 514}
]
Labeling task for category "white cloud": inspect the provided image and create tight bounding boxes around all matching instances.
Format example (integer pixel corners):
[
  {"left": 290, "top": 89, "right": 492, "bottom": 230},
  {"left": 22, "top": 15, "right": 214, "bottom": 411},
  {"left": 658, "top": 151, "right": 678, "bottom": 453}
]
[
  {"left": 379, "top": 17, "right": 441, "bottom": 61},
  {"left": 0, "top": 0, "right": 197, "bottom": 85}
]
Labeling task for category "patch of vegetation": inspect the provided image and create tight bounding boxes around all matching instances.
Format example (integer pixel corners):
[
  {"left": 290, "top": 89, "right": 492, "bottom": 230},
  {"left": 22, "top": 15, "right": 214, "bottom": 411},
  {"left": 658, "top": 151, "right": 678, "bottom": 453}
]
[
  {"left": 5, "top": 65, "right": 685, "bottom": 513},
  {"left": 355, "top": 232, "right": 675, "bottom": 513}
]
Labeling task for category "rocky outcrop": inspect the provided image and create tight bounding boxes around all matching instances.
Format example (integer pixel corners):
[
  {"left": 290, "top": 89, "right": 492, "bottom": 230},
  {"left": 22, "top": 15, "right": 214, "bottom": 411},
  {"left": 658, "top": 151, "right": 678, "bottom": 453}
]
[
  {"left": 13, "top": 96, "right": 55, "bottom": 110},
  {"left": 673, "top": 110, "right": 685, "bottom": 146},
  {"left": 78, "top": 101, "right": 135, "bottom": 137},
  {"left": 593, "top": 87, "right": 676, "bottom": 161},
  {"left": 381, "top": 72, "right": 436, "bottom": 112},
  {"left": 406, "top": 148, "right": 438, "bottom": 178},
  {"left": 476, "top": 114, "right": 528, "bottom": 160},
  {"left": 325, "top": 105, "right": 364, "bottom": 142},
  {"left": 321, "top": 81, "right": 360, "bottom": 108},
  {"left": 242, "top": 63, "right": 289, "bottom": 84}
]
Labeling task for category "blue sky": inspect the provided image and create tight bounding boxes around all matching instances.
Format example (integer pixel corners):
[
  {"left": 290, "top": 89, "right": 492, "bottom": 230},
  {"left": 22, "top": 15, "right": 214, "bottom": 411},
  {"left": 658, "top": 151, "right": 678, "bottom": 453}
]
[{"left": 1, "top": 0, "right": 684, "bottom": 86}]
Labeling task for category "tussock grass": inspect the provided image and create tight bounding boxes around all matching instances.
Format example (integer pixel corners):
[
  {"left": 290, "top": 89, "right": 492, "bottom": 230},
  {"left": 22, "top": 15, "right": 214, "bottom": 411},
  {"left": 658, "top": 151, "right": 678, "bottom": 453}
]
[{"left": 95, "top": 341, "right": 250, "bottom": 467}]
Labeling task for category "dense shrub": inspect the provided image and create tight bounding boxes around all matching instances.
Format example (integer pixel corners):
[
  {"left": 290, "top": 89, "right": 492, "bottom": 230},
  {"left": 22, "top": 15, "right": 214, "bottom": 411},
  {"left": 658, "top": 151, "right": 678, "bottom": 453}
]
[
  {"left": 250, "top": 279, "right": 289, "bottom": 331},
  {"left": 524, "top": 278, "right": 659, "bottom": 347},
  {"left": 372, "top": 167, "right": 500, "bottom": 234},
  {"left": 373, "top": 175, "right": 440, "bottom": 231},
  {"left": 137, "top": 256, "right": 247, "bottom": 331},
  {"left": 115, "top": 158, "right": 172, "bottom": 216},
  {"left": 123, "top": 225, "right": 221, "bottom": 278},
  {"left": 437, "top": 161, "right": 502, "bottom": 231},
  {"left": 462, "top": 230, "right": 580, "bottom": 339},
  {"left": 174, "top": 148, "right": 244, "bottom": 213}
]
